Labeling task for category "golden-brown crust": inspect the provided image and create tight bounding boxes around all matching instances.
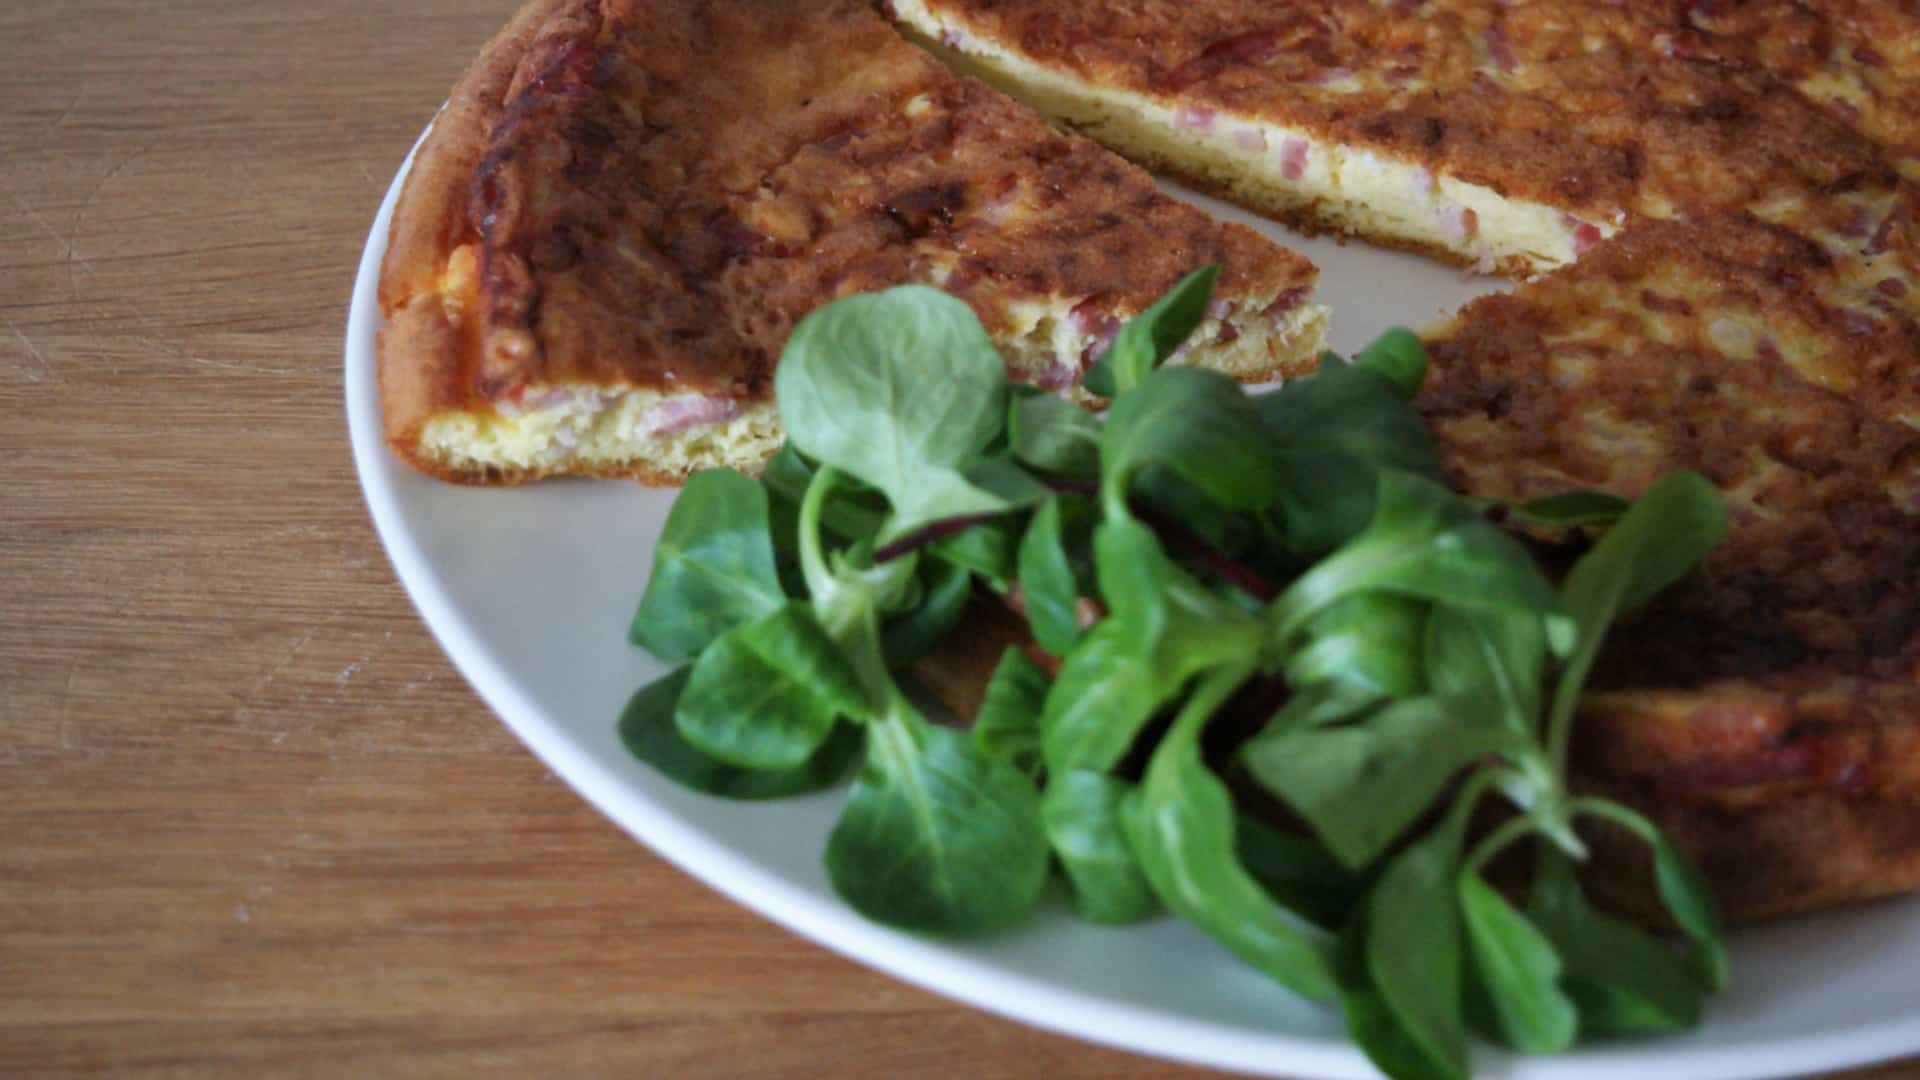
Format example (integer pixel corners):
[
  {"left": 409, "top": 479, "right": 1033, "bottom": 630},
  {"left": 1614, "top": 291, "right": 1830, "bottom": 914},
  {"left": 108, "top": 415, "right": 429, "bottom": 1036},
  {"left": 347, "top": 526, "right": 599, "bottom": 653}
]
[
  {"left": 376, "top": 0, "right": 571, "bottom": 314},
  {"left": 377, "top": 0, "right": 1318, "bottom": 485},
  {"left": 376, "top": 0, "right": 577, "bottom": 472},
  {"left": 1421, "top": 177, "right": 1920, "bottom": 923},
  {"left": 1575, "top": 679, "right": 1920, "bottom": 924}
]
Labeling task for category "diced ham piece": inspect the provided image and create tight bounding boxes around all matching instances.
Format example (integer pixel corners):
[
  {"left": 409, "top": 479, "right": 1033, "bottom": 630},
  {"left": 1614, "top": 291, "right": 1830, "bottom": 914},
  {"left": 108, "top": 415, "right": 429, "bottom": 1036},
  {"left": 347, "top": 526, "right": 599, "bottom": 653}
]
[
  {"left": 1484, "top": 24, "right": 1517, "bottom": 73},
  {"left": 1865, "top": 202, "right": 1909, "bottom": 256},
  {"left": 1854, "top": 45, "right": 1887, "bottom": 67},
  {"left": 1838, "top": 204, "right": 1874, "bottom": 237},
  {"left": 1234, "top": 127, "right": 1268, "bottom": 153},
  {"left": 1035, "top": 359, "right": 1077, "bottom": 391},
  {"left": 1278, "top": 137, "right": 1309, "bottom": 180},
  {"left": 1164, "top": 31, "right": 1288, "bottom": 90},
  {"left": 642, "top": 395, "right": 743, "bottom": 436},
  {"left": 1839, "top": 309, "right": 1879, "bottom": 338},
  {"left": 1215, "top": 321, "right": 1241, "bottom": 346},
  {"left": 1878, "top": 277, "right": 1909, "bottom": 298},
  {"left": 1067, "top": 295, "right": 1102, "bottom": 335},
  {"left": 944, "top": 261, "right": 981, "bottom": 294},
  {"left": 1756, "top": 335, "right": 1784, "bottom": 364},
  {"left": 1438, "top": 202, "right": 1479, "bottom": 242},
  {"left": 1070, "top": 295, "right": 1123, "bottom": 372},
  {"left": 1262, "top": 286, "right": 1309, "bottom": 324},
  {"left": 1567, "top": 217, "right": 1603, "bottom": 256},
  {"left": 1176, "top": 106, "right": 1217, "bottom": 132},
  {"left": 533, "top": 386, "right": 581, "bottom": 410},
  {"left": 1068, "top": 295, "right": 1122, "bottom": 343}
]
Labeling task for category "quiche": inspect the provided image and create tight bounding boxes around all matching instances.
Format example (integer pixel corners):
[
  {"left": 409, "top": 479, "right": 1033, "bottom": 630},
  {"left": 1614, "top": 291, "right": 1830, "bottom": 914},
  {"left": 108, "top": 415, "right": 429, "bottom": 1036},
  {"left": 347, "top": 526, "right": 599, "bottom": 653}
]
[
  {"left": 376, "top": 0, "right": 1326, "bottom": 485},
  {"left": 1420, "top": 175, "right": 1920, "bottom": 922},
  {"left": 888, "top": 0, "right": 1888, "bottom": 275}
]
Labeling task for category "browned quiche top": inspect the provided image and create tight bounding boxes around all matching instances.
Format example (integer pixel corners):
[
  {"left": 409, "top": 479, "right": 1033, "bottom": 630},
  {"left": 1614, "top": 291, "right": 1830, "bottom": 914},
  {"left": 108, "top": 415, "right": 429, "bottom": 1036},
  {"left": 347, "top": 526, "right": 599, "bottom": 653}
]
[
  {"left": 907, "top": 0, "right": 1891, "bottom": 228},
  {"left": 1631, "top": 0, "right": 1920, "bottom": 182},
  {"left": 377, "top": 0, "right": 1315, "bottom": 476},
  {"left": 1420, "top": 175, "right": 1920, "bottom": 919},
  {"left": 1425, "top": 179, "right": 1919, "bottom": 694}
]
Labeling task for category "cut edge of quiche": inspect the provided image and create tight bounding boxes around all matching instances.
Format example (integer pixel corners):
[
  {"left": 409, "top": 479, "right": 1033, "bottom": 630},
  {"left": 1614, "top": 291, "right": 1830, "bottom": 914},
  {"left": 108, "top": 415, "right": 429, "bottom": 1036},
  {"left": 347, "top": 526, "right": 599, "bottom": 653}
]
[{"left": 888, "top": 0, "right": 1614, "bottom": 278}]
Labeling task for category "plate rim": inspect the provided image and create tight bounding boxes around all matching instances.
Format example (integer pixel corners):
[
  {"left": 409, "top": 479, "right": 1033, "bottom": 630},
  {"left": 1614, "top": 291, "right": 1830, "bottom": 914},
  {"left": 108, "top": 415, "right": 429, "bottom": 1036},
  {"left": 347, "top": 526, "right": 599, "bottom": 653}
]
[{"left": 344, "top": 124, "right": 1920, "bottom": 1080}]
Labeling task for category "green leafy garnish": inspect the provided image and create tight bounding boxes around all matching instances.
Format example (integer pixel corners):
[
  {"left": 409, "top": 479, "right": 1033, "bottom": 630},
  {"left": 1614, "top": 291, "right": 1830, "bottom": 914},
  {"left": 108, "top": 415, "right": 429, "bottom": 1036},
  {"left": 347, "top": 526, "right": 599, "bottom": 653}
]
[
  {"left": 971, "top": 646, "right": 1047, "bottom": 776},
  {"left": 675, "top": 602, "right": 867, "bottom": 770},
  {"left": 617, "top": 668, "right": 858, "bottom": 799},
  {"left": 620, "top": 272, "right": 1731, "bottom": 1079},
  {"left": 1044, "top": 769, "right": 1157, "bottom": 923},
  {"left": 1015, "top": 496, "right": 1085, "bottom": 658},
  {"left": 827, "top": 717, "right": 1049, "bottom": 933},
  {"left": 775, "top": 286, "right": 1012, "bottom": 540},
  {"left": 1082, "top": 265, "right": 1220, "bottom": 397},
  {"left": 1458, "top": 869, "right": 1578, "bottom": 1054},
  {"left": 629, "top": 469, "right": 786, "bottom": 661}
]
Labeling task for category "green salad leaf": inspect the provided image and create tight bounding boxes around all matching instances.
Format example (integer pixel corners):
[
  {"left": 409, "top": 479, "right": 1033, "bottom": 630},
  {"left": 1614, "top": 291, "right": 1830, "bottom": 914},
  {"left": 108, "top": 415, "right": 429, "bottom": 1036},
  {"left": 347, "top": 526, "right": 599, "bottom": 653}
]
[
  {"left": 676, "top": 602, "right": 868, "bottom": 770},
  {"left": 775, "top": 286, "right": 1011, "bottom": 539},
  {"left": 630, "top": 469, "right": 787, "bottom": 661},
  {"left": 618, "top": 668, "right": 859, "bottom": 799},
  {"left": 828, "top": 715, "right": 1050, "bottom": 933},
  {"left": 1082, "top": 265, "right": 1220, "bottom": 398}
]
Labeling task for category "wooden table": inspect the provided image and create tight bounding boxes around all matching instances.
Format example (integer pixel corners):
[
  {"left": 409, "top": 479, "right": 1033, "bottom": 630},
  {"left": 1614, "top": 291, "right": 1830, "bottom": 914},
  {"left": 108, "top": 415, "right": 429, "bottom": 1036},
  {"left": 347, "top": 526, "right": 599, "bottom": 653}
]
[{"left": 1, "top": 2, "right": 1913, "bottom": 1076}]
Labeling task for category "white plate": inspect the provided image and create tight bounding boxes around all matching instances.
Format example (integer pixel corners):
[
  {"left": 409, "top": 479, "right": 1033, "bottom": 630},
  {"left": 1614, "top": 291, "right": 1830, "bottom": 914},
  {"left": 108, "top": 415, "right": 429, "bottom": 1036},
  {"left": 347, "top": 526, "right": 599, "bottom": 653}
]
[{"left": 345, "top": 132, "right": 1920, "bottom": 1079}]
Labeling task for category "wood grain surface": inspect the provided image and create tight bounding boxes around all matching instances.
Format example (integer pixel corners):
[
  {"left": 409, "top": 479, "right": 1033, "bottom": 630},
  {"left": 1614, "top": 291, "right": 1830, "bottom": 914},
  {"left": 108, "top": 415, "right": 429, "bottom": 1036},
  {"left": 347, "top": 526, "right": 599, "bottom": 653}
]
[{"left": 0, "top": 2, "right": 1913, "bottom": 1077}]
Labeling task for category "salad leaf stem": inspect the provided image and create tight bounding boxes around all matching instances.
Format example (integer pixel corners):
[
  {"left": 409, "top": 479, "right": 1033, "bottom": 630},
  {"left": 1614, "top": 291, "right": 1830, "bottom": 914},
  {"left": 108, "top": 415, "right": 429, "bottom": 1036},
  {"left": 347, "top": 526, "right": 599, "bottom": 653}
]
[
  {"left": 1461, "top": 813, "right": 1544, "bottom": 879},
  {"left": 797, "top": 463, "right": 843, "bottom": 608},
  {"left": 872, "top": 512, "right": 1003, "bottom": 564}
]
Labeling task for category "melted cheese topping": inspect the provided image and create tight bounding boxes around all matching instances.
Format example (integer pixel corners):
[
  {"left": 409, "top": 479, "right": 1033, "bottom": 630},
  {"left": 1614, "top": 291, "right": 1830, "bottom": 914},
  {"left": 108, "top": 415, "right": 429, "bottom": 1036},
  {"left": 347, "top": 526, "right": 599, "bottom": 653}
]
[{"left": 890, "top": 0, "right": 1616, "bottom": 274}]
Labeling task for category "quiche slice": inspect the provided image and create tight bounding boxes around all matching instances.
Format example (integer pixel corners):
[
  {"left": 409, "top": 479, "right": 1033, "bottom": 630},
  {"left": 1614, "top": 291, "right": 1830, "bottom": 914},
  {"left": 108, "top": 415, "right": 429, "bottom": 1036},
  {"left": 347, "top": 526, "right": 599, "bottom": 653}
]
[
  {"left": 377, "top": 0, "right": 1326, "bottom": 485},
  {"left": 1420, "top": 175, "right": 1920, "bottom": 922},
  {"left": 888, "top": 0, "right": 1887, "bottom": 276}
]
